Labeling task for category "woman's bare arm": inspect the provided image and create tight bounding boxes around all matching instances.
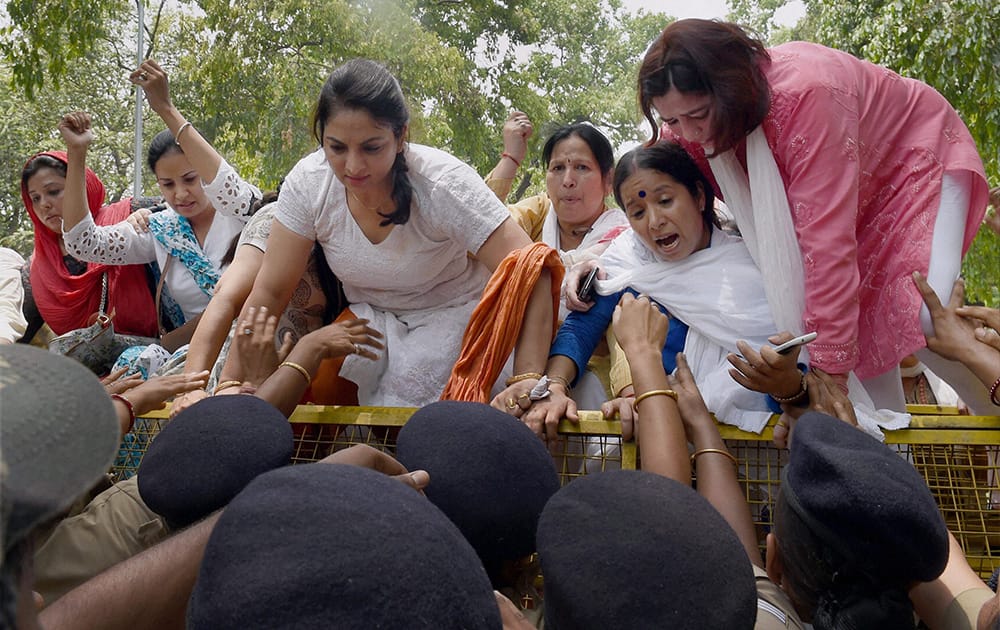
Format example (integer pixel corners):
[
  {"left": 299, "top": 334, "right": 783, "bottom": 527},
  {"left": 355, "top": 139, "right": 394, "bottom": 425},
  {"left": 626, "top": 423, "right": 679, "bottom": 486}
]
[{"left": 216, "top": 222, "right": 312, "bottom": 387}]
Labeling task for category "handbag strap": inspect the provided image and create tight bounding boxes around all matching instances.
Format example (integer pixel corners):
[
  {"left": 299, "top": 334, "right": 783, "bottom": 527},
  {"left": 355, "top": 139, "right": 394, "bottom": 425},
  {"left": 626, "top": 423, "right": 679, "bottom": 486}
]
[
  {"left": 155, "top": 255, "right": 174, "bottom": 335},
  {"left": 98, "top": 272, "right": 109, "bottom": 315}
]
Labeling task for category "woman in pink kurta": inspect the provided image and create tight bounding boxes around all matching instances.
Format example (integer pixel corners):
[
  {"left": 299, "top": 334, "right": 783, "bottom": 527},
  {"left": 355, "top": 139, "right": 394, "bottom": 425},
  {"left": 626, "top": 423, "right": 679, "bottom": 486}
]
[{"left": 636, "top": 19, "right": 990, "bottom": 413}]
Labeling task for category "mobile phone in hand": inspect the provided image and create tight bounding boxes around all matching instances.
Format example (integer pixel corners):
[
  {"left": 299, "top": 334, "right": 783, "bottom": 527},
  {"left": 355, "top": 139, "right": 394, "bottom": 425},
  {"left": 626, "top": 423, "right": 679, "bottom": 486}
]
[
  {"left": 578, "top": 267, "right": 599, "bottom": 303},
  {"left": 773, "top": 331, "right": 818, "bottom": 355}
]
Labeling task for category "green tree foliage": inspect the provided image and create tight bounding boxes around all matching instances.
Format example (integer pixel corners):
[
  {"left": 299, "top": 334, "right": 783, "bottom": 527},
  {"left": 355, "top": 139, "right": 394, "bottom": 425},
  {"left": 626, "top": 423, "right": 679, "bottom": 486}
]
[
  {"left": 0, "top": 0, "right": 130, "bottom": 98},
  {"left": 1, "top": 0, "right": 666, "bottom": 229}
]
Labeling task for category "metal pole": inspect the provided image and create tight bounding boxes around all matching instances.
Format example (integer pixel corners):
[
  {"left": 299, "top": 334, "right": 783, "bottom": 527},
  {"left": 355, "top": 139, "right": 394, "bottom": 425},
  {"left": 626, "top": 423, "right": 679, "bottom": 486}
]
[{"left": 133, "top": 0, "right": 144, "bottom": 198}]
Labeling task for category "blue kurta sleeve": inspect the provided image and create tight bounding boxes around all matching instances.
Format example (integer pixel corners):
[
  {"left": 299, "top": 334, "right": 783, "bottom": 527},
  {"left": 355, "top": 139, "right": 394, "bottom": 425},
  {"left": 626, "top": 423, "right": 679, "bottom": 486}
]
[
  {"left": 661, "top": 315, "right": 689, "bottom": 374},
  {"left": 550, "top": 290, "right": 622, "bottom": 385},
  {"left": 550, "top": 287, "right": 692, "bottom": 388}
]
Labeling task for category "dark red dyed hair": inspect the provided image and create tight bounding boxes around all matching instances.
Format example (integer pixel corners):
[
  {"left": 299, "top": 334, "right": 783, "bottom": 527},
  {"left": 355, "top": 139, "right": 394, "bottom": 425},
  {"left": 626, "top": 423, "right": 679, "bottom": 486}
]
[{"left": 638, "top": 19, "right": 771, "bottom": 155}]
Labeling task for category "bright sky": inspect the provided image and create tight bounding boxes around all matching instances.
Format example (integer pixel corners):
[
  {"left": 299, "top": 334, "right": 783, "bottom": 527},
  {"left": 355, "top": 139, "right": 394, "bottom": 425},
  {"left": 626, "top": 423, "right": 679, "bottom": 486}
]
[{"left": 621, "top": 0, "right": 806, "bottom": 25}]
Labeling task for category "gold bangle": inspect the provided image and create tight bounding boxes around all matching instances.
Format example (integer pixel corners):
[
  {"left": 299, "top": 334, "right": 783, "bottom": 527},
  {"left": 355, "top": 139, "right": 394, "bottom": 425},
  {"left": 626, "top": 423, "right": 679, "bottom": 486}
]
[
  {"left": 212, "top": 380, "right": 243, "bottom": 395},
  {"left": 690, "top": 448, "right": 739, "bottom": 467},
  {"left": 175, "top": 121, "right": 194, "bottom": 146},
  {"left": 279, "top": 361, "right": 311, "bottom": 385},
  {"left": 505, "top": 372, "right": 542, "bottom": 386},
  {"left": 547, "top": 374, "right": 571, "bottom": 390},
  {"left": 631, "top": 388, "right": 678, "bottom": 411}
]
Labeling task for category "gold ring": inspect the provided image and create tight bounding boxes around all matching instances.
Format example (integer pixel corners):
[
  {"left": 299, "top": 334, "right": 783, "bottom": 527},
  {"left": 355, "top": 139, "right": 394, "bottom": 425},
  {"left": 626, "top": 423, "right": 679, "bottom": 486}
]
[
  {"left": 517, "top": 393, "right": 530, "bottom": 400},
  {"left": 506, "top": 398, "right": 518, "bottom": 410}
]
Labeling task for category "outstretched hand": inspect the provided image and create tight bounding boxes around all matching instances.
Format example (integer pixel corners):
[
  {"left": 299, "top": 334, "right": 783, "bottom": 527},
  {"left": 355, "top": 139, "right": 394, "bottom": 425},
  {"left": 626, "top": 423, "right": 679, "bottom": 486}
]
[
  {"left": 727, "top": 332, "right": 803, "bottom": 400},
  {"left": 665, "top": 353, "right": 715, "bottom": 436},
  {"left": 125, "top": 371, "right": 210, "bottom": 416},
  {"left": 58, "top": 112, "right": 94, "bottom": 151},
  {"left": 318, "top": 444, "right": 429, "bottom": 493},
  {"left": 501, "top": 110, "right": 533, "bottom": 165},
  {"left": 297, "top": 317, "right": 384, "bottom": 361},
  {"left": 490, "top": 378, "right": 539, "bottom": 419},
  {"left": 983, "top": 186, "right": 1000, "bottom": 237},
  {"left": 562, "top": 259, "right": 603, "bottom": 312},
  {"left": 130, "top": 59, "right": 173, "bottom": 114},
  {"left": 102, "top": 366, "right": 143, "bottom": 395},
  {"left": 956, "top": 304, "right": 1000, "bottom": 352},
  {"left": 521, "top": 386, "right": 577, "bottom": 446},
  {"left": 169, "top": 389, "right": 209, "bottom": 418},
  {"left": 234, "top": 306, "right": 294, "bottom": 387},
  {"left": 913, "top": 272, "right": 982, "bottom": 361},
  {"left": 612, "top": 292, "right": 668, "bottom": 357},
  {"left": 773, "top": 368, "right": 858, "bottom": 448},
  {"left": 126, "top": 208, "right": 152, "bottom": 234}
]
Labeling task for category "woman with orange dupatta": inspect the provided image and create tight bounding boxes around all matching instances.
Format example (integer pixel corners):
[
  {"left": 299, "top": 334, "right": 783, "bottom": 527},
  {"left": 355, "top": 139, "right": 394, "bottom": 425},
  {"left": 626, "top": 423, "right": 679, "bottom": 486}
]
[{"left": 21, "top": 151, "right": 158, "bottom": 347}]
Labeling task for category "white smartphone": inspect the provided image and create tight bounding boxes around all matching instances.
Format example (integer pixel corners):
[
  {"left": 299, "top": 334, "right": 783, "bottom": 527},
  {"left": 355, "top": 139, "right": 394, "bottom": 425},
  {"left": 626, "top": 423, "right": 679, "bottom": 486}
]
[{"left": 772, "top": 331, "right": 818, "bottom": 355}]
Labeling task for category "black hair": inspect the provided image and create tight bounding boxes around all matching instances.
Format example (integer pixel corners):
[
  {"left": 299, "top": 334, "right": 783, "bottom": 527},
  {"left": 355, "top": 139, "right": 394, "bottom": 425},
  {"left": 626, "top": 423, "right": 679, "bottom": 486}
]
[
  {"left": 613, "top": 141, "right": 718, "bottom": 228},
  {"left": 21, "top": 154, "right": 67, "bottom": 189},
  {"left": 312, "top": 59, "right": 412, "bottom": 227},
  {"left": 314, "top": 241, "right": 349, "bottom": 325},
  {"left": 541, "top": 124, "right": 615, "bottom": 178},
  {"left": 773, "top": 493, "right": 917, "bottom": 629},
  {"left": 147, "top": 128, "right": 184, "bottom": 173}
]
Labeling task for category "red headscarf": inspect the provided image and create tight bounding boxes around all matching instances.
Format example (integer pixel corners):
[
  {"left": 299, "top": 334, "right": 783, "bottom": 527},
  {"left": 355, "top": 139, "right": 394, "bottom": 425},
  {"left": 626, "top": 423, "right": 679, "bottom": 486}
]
[{"left": 22, "top": 151, "right": 158, "bottom": 337}]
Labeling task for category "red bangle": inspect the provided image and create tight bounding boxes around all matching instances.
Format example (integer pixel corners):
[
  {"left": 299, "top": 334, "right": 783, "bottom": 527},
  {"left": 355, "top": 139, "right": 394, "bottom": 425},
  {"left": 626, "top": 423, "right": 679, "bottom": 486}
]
[
  {"left": 501, "top": 152, "right": 522, "bottom": 168},
  {"left": 990, "top": 375, "right": 1000, "bottom": 406},
  {"left": 111, "top": 394, "right": 136, "bottom": 433}
]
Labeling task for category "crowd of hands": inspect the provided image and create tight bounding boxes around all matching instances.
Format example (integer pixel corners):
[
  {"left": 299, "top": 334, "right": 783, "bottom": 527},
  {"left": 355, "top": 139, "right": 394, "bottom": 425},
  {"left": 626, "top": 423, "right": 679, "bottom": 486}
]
[{"left": 100, "top": 260, "right": 1000, "bottom": 452}]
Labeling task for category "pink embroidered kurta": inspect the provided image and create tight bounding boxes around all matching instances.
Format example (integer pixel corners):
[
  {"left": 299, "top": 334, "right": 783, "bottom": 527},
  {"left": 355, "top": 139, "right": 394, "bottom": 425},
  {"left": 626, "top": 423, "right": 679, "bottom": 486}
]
[{"left": 669, "top": 41, "right": 987, "bottom": 379}]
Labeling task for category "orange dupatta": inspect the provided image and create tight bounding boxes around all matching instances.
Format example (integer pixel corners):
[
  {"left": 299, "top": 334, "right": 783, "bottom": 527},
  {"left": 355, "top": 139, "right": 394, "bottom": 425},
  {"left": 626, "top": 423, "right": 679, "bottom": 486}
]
[{"left": 441, "top": 242, "right": 564, "bottom": 403}]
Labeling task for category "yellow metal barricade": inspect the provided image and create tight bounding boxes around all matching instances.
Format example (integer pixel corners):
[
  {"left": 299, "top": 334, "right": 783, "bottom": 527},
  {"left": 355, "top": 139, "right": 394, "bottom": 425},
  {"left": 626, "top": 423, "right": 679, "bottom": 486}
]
[{"left": 117, "top": 404, "right": 999, "bottom": 579}]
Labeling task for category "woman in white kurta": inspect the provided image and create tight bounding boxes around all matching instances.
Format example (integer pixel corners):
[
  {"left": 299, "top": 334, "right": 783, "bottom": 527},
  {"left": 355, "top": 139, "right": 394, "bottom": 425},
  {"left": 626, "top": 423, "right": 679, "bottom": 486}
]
[{"left": 222, "top": 59, "right": 552, "bottom": 407}]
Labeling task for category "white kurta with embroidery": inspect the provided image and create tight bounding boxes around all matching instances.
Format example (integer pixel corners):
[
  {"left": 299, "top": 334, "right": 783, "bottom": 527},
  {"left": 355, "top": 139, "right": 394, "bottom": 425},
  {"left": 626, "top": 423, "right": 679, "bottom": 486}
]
[
  {"left": 275, "top": 145, "right": 509, "bottom": 406},
  {"left": 63, "top": 160, "right": 259, "bottom": 320}
]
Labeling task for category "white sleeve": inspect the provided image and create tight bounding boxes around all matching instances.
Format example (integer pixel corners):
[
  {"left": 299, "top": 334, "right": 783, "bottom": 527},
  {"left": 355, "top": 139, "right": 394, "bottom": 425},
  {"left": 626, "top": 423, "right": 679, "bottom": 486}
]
[
  {"left": 203, "top": 159, "right": 262, "bottom": 220},
  {"left": 273, "top": 158, "right": 322, "bottom": 241},
  {"left": 63, "top": 213, "right": 158, "bottom": 265},
  {"left": 0, "top": 248, "right": 27, "bottom": 343},
  {"left": 424, "top": 161, "right": 509, "bottom": 254}
]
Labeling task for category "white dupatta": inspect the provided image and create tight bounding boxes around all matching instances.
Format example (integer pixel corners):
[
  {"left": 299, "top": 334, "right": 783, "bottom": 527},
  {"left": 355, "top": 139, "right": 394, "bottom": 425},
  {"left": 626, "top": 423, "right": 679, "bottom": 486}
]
[
  {"left": 707, "top": 127, "right": 909, "bottom": 438},
  {"left": 597, "top": 228, "right": 775, "bottom": 433},
  {"left": 541, "top": 203, "right": 627, "bottom": 255}
]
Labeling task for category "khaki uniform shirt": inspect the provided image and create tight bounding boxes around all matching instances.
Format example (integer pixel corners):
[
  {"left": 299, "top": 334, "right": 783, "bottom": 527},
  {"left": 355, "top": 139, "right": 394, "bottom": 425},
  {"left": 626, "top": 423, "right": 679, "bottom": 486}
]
[{"left": 753, "top": 565, "right": 806, "bottom": 629}]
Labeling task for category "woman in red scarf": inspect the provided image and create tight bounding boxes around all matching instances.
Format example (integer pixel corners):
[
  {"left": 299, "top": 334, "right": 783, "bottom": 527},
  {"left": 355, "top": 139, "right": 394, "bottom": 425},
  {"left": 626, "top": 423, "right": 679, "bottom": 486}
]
[{"left": 21, "top": 151, "right": 158, "bottom": 338}]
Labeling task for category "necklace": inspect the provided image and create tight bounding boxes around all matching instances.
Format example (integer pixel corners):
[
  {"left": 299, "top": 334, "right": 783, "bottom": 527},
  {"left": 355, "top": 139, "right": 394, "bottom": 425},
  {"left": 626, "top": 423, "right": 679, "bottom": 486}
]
[
  {"left": 557, "top": 219, "right": 594, "bottom": 239},
  {"left": 349, "top": 190, "right": 393, "bottom": 214}
]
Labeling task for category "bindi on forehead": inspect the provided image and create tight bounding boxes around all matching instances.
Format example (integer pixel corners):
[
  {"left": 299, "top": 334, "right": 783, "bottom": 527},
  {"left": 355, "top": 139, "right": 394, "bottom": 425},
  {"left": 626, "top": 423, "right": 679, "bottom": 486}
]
[{"left": 638, "top": 190, "right": 647, "bottom": 198}]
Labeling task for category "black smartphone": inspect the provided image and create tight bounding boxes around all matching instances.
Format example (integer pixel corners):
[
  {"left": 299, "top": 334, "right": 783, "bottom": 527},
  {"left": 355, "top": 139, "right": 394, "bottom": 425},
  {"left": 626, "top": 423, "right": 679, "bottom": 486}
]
[{"left": 578, "top": 267, "right": 599, "bottom": 302}]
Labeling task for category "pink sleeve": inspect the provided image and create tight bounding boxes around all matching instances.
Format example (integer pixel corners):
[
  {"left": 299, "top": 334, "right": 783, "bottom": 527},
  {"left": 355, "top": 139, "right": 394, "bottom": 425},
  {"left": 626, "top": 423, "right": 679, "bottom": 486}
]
[{"left": 770, "top": 88, "right": 863, "bottom": 375}]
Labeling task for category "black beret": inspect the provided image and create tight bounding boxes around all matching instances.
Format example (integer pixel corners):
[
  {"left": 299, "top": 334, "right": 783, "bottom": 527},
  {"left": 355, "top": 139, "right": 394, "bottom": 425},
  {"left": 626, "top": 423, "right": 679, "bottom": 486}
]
[
  {"left": 537, "top": 469, "right": 757, "bottom": 630},
  {"left": 395, "top": 400, "right": 560, "bottom": 571},
  {"left": 137, "top": 395, "right": 293, "bottom": 528},
  {"left": 187, "top": 463, "right": 502, "bottom": 629},
  {"left": 781, "top": 411, "right": 949, "bottom": 584}
]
